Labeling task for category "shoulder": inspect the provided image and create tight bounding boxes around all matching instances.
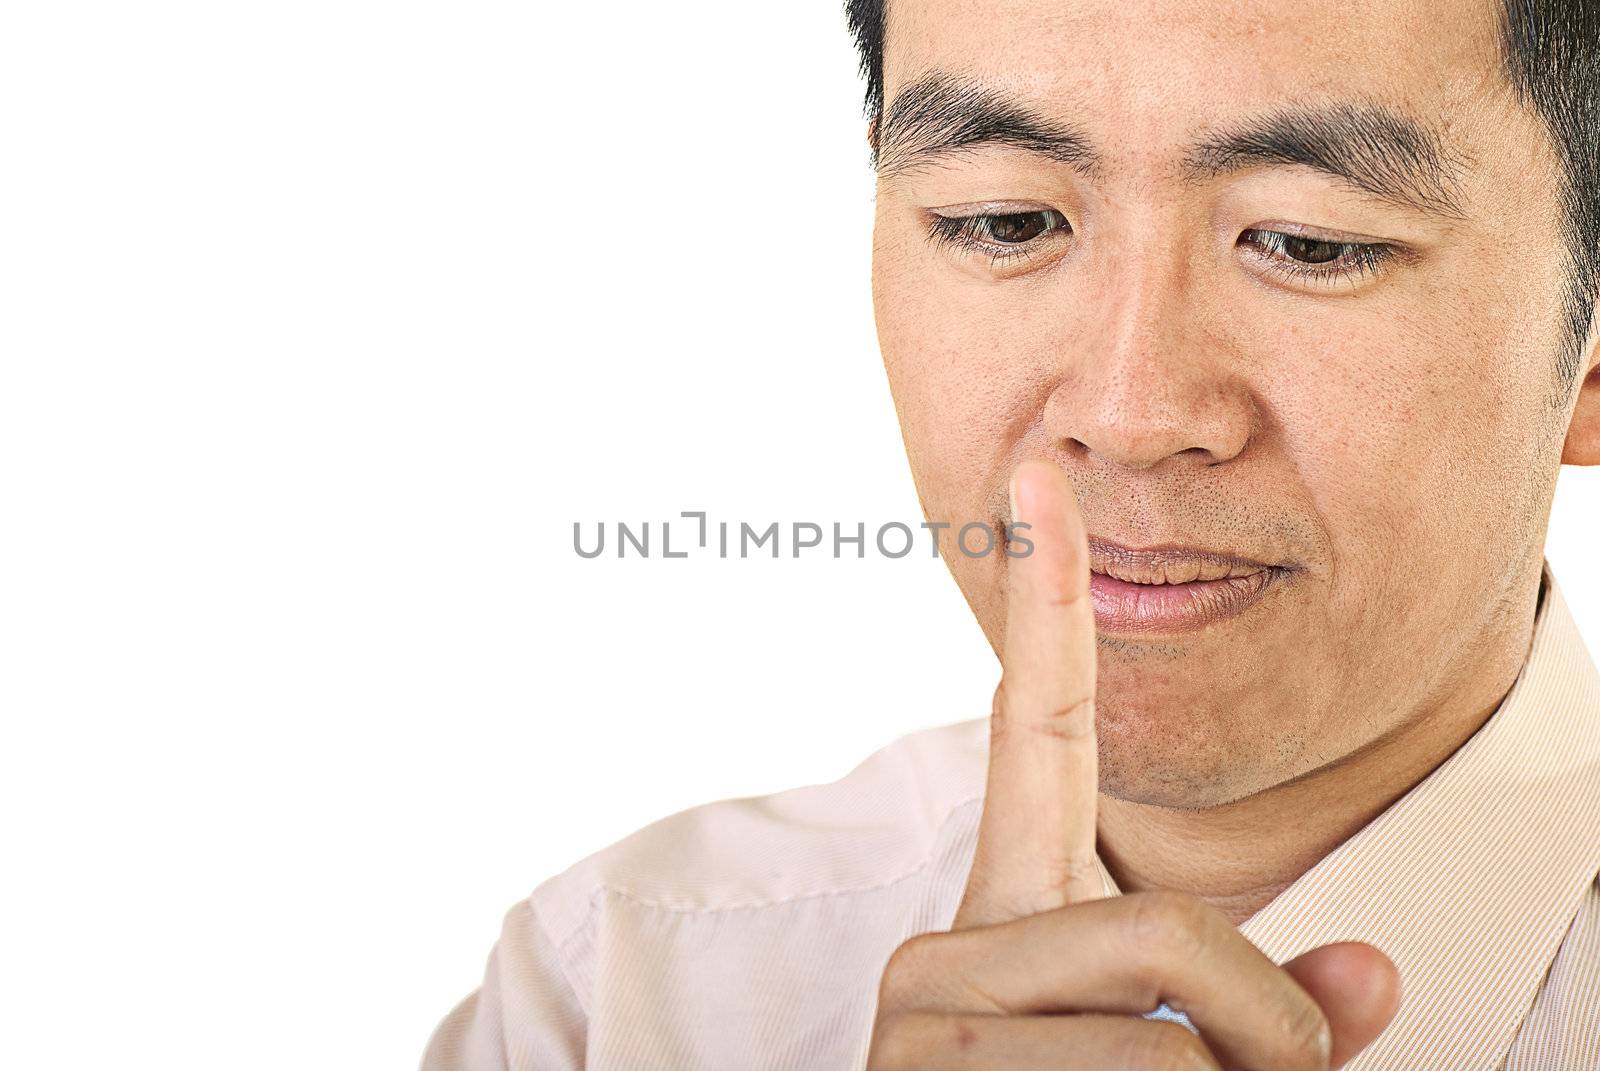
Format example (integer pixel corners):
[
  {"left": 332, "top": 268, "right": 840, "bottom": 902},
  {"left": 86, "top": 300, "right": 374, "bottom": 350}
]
[{"left": 527, "top": 716, "right": 990, "bottom": 946}]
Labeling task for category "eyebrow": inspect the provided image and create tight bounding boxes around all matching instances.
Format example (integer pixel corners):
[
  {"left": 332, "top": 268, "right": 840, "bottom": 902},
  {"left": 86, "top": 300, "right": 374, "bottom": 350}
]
[
  {"left": 877, "top": 73, "right": 1470, "bottom": 219},
  {"left": 1184, "top": 102, "right": 1469, "bottom": 219},
  {"left": 875, "top": 73, "right": 1100, "bottom": 179}
]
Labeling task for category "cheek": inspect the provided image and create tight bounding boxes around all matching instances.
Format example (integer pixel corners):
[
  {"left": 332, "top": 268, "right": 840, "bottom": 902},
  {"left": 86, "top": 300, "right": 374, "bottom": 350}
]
[
  {"left": 1252, "top": 290, "right": 1545, "bottom": 633},
  {"left": 874, "top": 237, "right": 1048, "bottom": 518}
]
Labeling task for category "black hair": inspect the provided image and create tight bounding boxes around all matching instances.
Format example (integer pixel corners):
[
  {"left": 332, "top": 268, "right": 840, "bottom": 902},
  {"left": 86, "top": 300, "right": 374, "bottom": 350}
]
[
  {"left": 1498, "top": 2, "right": 1600, "bottom": 387},
  {"left": 843, "top": 0, "right": 1599, "bottom": 388}
]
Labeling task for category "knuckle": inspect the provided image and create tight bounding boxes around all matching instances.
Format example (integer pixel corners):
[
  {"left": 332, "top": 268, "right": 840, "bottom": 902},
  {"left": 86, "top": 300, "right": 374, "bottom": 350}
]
[
  {"left": 1121, "top": 1021, "right": 1218, "bottom": 1071},
  {"left": 1272, "top": 998, "right": 1334, "bottom": 1071},
  {"left": 1127, "top": 890, "right": 1218, "bottom": 962},
  {"left": 1039, "top": 854, "right": 1103, "bottom": 898},
  {"left": 877, "top": 934, "right": 939, "bottom": 1009},
  {"left": 1038, "top": 695, "right": 1096, "bottom": 740},
  {"left": 989, "top": 678, "right": 1015, "bottom": 738},
  {"left": 991, "top": 676, "right": 1096, "bottom": 741}
]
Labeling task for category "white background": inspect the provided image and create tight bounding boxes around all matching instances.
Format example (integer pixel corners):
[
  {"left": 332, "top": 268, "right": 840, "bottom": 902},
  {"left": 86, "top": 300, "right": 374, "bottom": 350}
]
[{"left": 2, "top": 3, "right": 1596, "bottom": 1069}]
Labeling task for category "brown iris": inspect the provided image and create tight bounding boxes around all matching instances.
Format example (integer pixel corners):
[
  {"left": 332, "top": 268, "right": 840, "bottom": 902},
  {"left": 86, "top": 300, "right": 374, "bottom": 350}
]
[{"left": 984, "top": 212, "right": 1056, "bottom": 243}]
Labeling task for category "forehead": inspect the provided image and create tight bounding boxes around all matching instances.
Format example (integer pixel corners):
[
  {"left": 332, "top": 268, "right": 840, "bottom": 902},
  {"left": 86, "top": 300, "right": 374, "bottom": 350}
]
[{"left": 881, "top": 0, "right": 1506, "bottom": 130}]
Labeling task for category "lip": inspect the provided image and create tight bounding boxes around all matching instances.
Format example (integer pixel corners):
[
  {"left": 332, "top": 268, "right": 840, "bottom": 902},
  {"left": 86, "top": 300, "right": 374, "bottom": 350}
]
[{"left": 1086, "top": 536, "right": 1288, "bottom": 635}]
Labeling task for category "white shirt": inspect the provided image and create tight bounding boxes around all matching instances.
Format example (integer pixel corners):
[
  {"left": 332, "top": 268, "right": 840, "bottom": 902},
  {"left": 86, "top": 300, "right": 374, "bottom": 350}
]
[{"left": 423, "top": 559, "right": 1600, "bottom": 1069}]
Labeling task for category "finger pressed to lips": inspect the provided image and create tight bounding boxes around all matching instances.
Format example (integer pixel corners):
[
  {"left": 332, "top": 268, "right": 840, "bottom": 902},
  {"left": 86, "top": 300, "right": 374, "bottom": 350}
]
[
  {"left": 954, "top": 459, "right": 1102, "bottom": 928},
  {"left": 886, "top": 458, "right": 1378, "bottom": 1071}
]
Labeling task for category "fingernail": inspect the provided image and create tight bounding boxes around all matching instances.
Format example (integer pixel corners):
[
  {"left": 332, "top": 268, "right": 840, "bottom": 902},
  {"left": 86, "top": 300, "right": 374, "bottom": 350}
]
[{"left": 1008, "top": 471, "right": 1022, "bottom": 525}]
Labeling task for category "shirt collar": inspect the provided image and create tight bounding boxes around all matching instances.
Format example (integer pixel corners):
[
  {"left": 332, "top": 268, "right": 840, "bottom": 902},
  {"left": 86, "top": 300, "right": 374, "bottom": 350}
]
[{"left": 1086, "top": 559, "right": 1600, "bottom": 1069}]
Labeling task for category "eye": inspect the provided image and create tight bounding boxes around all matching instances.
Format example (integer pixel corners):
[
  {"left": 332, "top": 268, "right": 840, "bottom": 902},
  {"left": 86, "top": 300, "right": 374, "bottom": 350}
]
[
  {"left": 926, "top": 208, "right": 1072, "bottom": 265},
  {"left": 1239, "top": 227, "right": 1401, "bottom": 286}
]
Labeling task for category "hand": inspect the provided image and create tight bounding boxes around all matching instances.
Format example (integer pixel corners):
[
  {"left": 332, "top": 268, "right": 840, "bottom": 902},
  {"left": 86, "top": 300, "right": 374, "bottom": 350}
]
[{"left": 866, "top": 460, "right": 1401, "bottom": 1069}]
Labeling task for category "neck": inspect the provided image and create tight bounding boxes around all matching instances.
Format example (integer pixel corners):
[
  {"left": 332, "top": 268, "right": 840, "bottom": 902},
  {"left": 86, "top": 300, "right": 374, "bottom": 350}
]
[{"left": 1094, "top": 570, "right": 1545, "bottom": 927}]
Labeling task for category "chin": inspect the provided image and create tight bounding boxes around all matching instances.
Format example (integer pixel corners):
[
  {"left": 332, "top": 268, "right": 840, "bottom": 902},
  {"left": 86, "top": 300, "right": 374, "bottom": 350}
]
[{"left": 1093, "top": 700, "right": 1264, "bottom": 810}]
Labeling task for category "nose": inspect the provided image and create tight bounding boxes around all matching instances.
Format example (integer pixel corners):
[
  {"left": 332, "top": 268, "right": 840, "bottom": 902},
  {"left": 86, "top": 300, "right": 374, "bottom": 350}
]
[{"left": 1042, "top": 252, "right": 1257, "bottom": 471}]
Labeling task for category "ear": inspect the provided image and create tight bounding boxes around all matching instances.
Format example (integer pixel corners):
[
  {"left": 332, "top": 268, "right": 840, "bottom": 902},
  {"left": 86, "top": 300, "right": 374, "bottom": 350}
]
[
  {"left": 1560, "top": 313, "right": 1600, "bottom": 465},
  {"left": 866, "top": 116, "right": 879, "bottom": 154}
]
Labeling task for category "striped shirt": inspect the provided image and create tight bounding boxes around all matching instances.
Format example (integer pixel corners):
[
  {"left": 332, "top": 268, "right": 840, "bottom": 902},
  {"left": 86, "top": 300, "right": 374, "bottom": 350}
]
[{"left": 423, "top": 558, "right": 1600, "bottom": 1069}]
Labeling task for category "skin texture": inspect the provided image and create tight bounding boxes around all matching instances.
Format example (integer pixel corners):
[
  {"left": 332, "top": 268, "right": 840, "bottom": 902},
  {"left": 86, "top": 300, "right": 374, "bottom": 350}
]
[
  {"left": 867, "top": 462, "right": 1401, "bottom": 1069},
  {"left": 870, "top": 0, "right": 1600, "bottom": 923}
]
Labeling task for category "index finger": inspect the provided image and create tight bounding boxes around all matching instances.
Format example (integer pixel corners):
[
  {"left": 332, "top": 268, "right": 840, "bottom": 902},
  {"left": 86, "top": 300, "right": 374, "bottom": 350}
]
[{"left": 953, "top": 459, "right": 1101, "bottom": 930}]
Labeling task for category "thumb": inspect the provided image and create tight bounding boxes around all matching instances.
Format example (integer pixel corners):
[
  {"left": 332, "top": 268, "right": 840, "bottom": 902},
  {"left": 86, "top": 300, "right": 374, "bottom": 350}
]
[{"left": 1281, "top": 941, "right": 1402, "bottom": 1069}]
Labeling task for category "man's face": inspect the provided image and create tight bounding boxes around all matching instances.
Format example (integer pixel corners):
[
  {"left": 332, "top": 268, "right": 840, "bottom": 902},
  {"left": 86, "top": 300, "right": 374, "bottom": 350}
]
[{"left": 872, "top": 0, "right": 1589, "bottom": 807}]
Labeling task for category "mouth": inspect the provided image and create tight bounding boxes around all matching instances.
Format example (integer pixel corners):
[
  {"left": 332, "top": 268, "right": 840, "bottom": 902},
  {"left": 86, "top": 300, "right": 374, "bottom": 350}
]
[{"left": 1085, "top": 536, "right": 1289, "bottom": 635}]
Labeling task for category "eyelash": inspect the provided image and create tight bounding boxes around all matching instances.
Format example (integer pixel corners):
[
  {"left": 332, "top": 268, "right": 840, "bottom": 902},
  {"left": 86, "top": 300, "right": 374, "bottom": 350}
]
[
  {"left": 1238, "top": 228, "right": 1400, "bottom": 285},
  {"left": 925, "top": 210, "right": 1069, "bottom": 269},
  {"left": 925, "top": 211, "right": 1401, "bottom": 285}
]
